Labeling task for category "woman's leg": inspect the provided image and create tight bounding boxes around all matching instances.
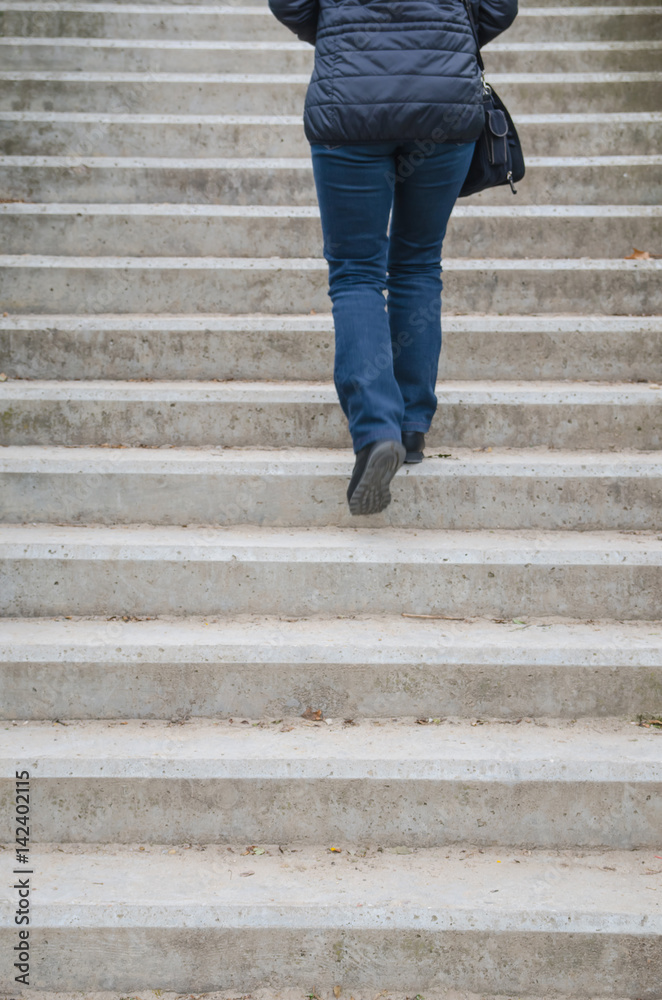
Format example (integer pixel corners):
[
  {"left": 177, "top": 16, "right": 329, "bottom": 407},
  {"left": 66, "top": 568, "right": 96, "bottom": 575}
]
[
  {"left": 310, "top": 141, "right": 404, "bottom": 453},
  {"left": 386, "top": 140, "right": 476, "bottom": 435}
]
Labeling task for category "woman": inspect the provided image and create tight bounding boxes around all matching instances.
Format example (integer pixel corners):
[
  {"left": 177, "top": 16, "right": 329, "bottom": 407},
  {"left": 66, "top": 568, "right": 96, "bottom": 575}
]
[{"left": 268, "top": 0, "right": 518, "bottom": 514}]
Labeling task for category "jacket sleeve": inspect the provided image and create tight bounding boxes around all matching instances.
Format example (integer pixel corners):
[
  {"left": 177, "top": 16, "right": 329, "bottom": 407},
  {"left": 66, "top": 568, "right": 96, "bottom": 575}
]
[
  {"left": 472, "top": 0, "right": 518, "bottom": 46},
  {"left": 268, "top": 0, "right": 319, "bottom": 45}
]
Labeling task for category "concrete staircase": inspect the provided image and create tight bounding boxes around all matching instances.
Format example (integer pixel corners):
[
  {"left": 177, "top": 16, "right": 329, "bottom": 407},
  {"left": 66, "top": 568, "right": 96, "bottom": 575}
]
[{"left": 1, "top": 0, "right": 662, "bottom": 994}]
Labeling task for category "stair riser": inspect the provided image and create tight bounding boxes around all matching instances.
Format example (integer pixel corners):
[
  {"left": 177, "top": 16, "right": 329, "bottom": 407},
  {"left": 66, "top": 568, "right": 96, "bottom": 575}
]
[
  {"left": 2, "top": 262, "right": 659, "bottom": 316},
  {"left": 4, "top": 321, "right": 662, "bottom": 381},
  {"left": 3, "top": 43, "right": 661, "bottom": 74},
  {"left": 3, "top": 467, "right": 661, "bottom": 530},
  {"left": 1, "top": 9, "right": 658, "bottom": 41},
  {"left": 3, "top": 79, "right": 659, "bottom": 115},
  {"left": 3, "top": 117, "right": 660, "bottom": 158},
  {"left": 0, "top": 775, "right": 660, "bottom": 848},
  {"left": 3, "top": 554, "right": 661, "bottom": 618},
  {"left": 3, "top": 161, "right": 659, "bottom": 206},
  {"left": 3, "top": 394, "right": 661, "bottom": 449},
  {"left": 0, "top": 925, "right": 659, "bottom": 996},
  {"left": 3, "top": 211, "right": 659, "bottom": 259},
  {"left": 4, "top": 654, "right": 661, "bottom": 720}
]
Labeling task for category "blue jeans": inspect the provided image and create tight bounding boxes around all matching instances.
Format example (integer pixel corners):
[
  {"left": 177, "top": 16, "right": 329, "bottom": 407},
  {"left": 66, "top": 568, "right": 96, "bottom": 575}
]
[{"left": 311, "top": 139, "right": 475, "bottom": 452}]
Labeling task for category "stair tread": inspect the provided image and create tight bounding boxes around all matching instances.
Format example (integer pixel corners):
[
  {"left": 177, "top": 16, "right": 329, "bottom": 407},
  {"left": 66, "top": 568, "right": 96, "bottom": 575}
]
[
  {"left": 3, "top": 717, "right": 662, "bottom": 776},
  {"left": 3, "top": 152, "right": 660, "bottom": 164},
  {"left": 3, "top": 613, "right": 661, "bottom": 661},
  {"left": 3, "top": 378, "right": 660, "bottom": 398},
  {"left": 5, "top": 69, "right": 662, "bottom": 80},
  {"left": 3, "top": 312, "right": 660, "bottom": 329},
  {"left": 9, "top": 843, "right": 662, "bottom": 930},
  {"left": 2, "top": 108, "right": 660, "bottom": 121},
  {"left": 3, "top": 201, "right": 661, "bottom": 216},
  {"left": 3, "top": 443, "right": 661, "bottom": 469},
  {"left": 2, "top": 36, "right": 661, "bottom": 49},
  {"left": 2, "top": 522, "right": 660, "bottom": 555}
]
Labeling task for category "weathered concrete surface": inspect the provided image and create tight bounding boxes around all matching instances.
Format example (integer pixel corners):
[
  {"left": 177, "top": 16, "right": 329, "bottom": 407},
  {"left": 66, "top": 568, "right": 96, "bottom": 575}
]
[
  {"left": 2, "top": 71, "right": 660, "bottom": 115},
  {"left": 1, "top": 524, "right": 661, "bottom": 618},
  {"left": 3, "top": 203, "right": 660, "bottom": 259},
  {"left": 2, "top": 111, "right": 660, "bottom": 158},
  {"left": 2, "top": 155, "right": 661, "bottom": 205},
  {"left": 2, "top": 37, "right": 661, "bottom": 73},
  {"left": 2, "top": 314, "right": 660, "bottom": 382},
  {"left": 2, "top": 446, "right": 662, "bottom": 530},
  {"left": 2, "top": 380, "right": 660, "bottom": 450},
  {"left": 0, "top": 845, "right": 660, "bottom": 993},
  {"left": 0, "top": 3, "right": 659, "bottom": 41},
  {"left": 1, "top": 717, "right": 661, "bottom": 846},
  {"left": 1, "top": 615, "right": 661, "bottom": 720},
  {"left": 1, "top": 254, "right": 661, "bottom": 315}
]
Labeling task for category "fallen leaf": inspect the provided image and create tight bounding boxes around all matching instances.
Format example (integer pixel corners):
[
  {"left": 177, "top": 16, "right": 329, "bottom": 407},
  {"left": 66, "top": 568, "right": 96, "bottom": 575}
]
[
  {"left": 638, "top": 715, "right": 662, "bottom": 729},
  {"left": 328, "top": 846, "right": 342, "bottom": 853},
  {"left": 239, "top": 871, "right": 255, "bottom": 877},
  {"left": 625, "top": 248, "right": 652, "bottom": 259},
  {"left": 302, "top": 707, "right": 323, "bottom": 720},
  {"left": 334, "top": 988, "right": 341, "bottom": 997}
]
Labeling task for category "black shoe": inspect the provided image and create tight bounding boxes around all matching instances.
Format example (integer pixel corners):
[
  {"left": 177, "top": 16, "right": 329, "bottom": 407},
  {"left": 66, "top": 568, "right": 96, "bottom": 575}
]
[
  {"left": 402, "top": 431, "right": 425, "bottom": 464},
  {"left": 347, "top": 439, "right": 406, "bottom": 516}
]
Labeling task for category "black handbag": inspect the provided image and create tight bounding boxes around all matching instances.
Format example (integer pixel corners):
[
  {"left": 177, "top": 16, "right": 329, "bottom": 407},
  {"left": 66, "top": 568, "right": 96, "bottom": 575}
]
[{"left": 458, "top": 0, "right": 525, "bottom": 198}]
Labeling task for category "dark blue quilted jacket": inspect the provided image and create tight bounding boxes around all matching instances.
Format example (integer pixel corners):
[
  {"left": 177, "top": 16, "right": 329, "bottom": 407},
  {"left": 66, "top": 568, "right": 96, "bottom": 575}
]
[{"left": 268, "top": 0, "right": 518, "bottom": 144}]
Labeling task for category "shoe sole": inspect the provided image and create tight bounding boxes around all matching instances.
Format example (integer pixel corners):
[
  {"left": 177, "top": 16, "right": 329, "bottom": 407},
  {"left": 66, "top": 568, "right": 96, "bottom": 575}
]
[{"left": 348, "top": 440, "right": 406, "bottom": 516}]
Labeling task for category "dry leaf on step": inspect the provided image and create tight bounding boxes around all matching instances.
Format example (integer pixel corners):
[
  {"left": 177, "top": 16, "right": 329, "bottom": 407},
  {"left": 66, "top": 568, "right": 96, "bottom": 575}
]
[{"left": 625, "top": 248, "right": 653, "bottom": 259}]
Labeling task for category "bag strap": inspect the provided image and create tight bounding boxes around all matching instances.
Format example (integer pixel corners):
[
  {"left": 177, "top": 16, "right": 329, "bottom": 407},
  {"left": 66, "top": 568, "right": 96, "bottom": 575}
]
[{"left": 460, "top": 0, "right": 485, "bottom": 73}]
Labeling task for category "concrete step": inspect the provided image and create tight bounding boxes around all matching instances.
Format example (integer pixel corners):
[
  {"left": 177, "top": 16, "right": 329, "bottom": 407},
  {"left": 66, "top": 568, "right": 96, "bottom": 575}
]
[
  {"left": 0, "top": 846, "right": 660, "bottom": 996},
  {"left": 2, "top": 380, "right": 661, "bottom": 450},
  {"left": 2, "top": 446, "right": 661, "bottom": 531},
  {"left": 2, "top": 111, "right": 659, "bottom": 158},
  {"left": 1, "top": 3, "right": 659, "bottom": 42},
  {"left": 3, "top": 71, "right": 660, "bottom": 115},
  {"left": 1, "top": 523, "right": 661, "bottom": 618},
  {"left": 3, "top": 314, "right": 661, "bottom": 383},
  {"left": 2, "top": 37, "right": 661, "bottom": 72},
  {"left": 3, "top": 203, "right": 660, "bottom": 260},
  {"left": 1, "top": 717, "right": 662, "bottom": 846},
  {"left": 1, "top": 254, "right": 659, "bottom": 316},
  {"left": 3, "top": 155, "right": 660, "bottom": 206},
  {"left": 3, "top": 615, "right": 661, "bottom": 720}
]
